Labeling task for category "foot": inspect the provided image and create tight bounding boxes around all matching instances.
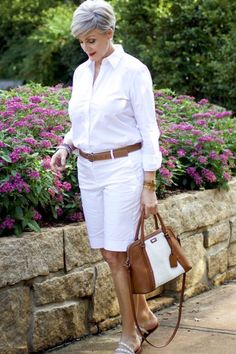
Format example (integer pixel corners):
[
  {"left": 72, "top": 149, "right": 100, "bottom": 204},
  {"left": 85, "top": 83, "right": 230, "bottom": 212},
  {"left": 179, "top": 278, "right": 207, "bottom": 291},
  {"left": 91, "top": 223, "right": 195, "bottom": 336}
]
[
  {"left": 138, "top": 311, "right": 159, "bottom": 332},
  {"left": 114, "top": 341, "right": 142, "bottom": 354},
  {"left": 137, "top": 313, "right": 159, "bottom": 342},
  {"left": 115, "top": 334, "right": 142, "bottom": 354}
]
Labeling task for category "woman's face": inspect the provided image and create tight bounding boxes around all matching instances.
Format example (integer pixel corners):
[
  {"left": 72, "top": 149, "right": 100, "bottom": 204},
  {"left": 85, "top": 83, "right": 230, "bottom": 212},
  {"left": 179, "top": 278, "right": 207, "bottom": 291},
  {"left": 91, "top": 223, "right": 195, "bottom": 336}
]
[{"left": 79, "top": 28, "right": 114, "bottom": 64}]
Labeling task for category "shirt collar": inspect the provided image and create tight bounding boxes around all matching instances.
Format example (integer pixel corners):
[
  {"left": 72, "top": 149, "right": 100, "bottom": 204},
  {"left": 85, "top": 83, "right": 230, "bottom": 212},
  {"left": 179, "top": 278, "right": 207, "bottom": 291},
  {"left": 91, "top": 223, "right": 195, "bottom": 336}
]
[{"left": 85, "top": 44, "right": 124, "bottom": 69}]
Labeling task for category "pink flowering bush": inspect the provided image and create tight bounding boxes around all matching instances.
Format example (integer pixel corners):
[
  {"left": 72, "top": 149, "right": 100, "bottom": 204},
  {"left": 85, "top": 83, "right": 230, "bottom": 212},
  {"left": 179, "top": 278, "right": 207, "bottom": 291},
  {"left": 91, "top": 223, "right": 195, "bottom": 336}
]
[
  {"left": 0, "top": 84, "right": 235, "bottom": 236},
  {"left": 0, "top": 83, "right": 83, "bottom": 236},
  {"left": 156, "top": 90, "right": 236, "bottom": 196}
]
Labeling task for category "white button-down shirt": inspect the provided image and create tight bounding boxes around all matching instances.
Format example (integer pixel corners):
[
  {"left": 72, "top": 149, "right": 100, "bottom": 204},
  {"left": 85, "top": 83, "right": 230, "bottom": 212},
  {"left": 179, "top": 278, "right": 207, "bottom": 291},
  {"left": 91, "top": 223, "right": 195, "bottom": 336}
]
[{"left": 64, "top": 45, "right": 162, "bottom": 171}]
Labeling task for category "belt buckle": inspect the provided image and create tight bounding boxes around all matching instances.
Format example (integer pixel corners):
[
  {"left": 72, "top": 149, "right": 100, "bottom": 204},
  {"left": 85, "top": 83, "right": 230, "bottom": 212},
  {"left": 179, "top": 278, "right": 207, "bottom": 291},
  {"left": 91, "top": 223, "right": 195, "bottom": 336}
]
[{"left": 87, "top": 152, "right": 94, "bottom": 162}]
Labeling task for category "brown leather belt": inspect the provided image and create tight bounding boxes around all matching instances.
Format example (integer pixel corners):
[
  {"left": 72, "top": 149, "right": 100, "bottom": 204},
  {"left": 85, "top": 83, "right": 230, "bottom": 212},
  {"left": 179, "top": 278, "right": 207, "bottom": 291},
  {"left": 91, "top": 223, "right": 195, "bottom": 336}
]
[{"left": 79, "top": 142, "right": 142, "bottom": 162}]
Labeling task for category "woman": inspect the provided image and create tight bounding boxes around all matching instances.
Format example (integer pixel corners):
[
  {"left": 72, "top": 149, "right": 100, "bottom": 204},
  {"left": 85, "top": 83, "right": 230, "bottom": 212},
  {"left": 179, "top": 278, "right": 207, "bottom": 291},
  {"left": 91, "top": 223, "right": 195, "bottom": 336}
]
[{"left": 51, "top": 1, "right": 162, "bottom": 353}]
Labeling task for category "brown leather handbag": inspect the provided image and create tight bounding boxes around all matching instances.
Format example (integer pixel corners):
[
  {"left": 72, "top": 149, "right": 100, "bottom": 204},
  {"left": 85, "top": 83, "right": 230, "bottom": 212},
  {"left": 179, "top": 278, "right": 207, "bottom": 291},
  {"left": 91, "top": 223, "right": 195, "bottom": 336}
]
[{"left": 125, "top": 211, "right": 192, "bottom": 348}]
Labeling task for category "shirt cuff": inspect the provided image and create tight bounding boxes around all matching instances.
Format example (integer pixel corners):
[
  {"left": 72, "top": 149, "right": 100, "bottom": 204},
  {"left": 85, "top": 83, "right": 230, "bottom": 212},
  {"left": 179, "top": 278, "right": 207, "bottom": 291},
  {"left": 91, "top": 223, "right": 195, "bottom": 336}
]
[{"left": 142, "top": 152, "right": 162, "bottom": 171}]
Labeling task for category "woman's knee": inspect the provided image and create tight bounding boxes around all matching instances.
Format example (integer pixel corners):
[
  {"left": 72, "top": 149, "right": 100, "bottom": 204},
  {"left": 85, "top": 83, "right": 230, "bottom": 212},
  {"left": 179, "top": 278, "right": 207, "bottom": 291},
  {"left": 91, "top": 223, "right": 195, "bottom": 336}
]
[{"left": 101, "top": 249, "right": 126, "bottom": 270}]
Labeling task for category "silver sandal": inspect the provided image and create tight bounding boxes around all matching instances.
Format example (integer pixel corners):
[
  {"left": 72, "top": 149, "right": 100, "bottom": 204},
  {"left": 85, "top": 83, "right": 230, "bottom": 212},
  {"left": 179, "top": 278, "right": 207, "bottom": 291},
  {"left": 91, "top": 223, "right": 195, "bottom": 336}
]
[{"left": 114, "top": 341, "right": 142, "bottom": 354}]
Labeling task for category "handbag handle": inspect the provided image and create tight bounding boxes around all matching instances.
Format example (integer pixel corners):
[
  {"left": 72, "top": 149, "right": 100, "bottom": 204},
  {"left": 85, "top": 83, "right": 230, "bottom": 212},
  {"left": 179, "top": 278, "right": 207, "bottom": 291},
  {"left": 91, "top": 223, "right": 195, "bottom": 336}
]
[
  {"left": 134, "top": 211, "right": 168, "bottom": 242},
  {"left": 134, "top": 212, "right": 159, "bottom": 241}
]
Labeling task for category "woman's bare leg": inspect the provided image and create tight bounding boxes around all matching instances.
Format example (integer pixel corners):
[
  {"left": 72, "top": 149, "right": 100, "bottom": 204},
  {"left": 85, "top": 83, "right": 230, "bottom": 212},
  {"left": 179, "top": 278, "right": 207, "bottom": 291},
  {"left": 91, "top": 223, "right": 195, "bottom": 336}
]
[{"left": 101, "top": 249, "right": 141, "bottom": 351}]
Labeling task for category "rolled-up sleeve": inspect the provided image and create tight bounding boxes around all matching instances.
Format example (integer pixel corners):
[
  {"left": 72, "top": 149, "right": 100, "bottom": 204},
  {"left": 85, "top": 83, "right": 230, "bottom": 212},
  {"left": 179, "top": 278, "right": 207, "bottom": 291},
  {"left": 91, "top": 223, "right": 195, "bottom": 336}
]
[{"left": 130, "top": 66, "right": 162, "bottom": 171}]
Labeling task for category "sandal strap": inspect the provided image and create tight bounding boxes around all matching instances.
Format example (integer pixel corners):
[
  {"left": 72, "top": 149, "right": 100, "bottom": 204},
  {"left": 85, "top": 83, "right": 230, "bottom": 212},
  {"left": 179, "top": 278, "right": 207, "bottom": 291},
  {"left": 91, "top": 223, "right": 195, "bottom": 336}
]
[
  {"left": 137, "top": 326, "right": 149, "bottom": 335},
  {"left": 115, "top": 342, "right": 134, "bottom": 354}
]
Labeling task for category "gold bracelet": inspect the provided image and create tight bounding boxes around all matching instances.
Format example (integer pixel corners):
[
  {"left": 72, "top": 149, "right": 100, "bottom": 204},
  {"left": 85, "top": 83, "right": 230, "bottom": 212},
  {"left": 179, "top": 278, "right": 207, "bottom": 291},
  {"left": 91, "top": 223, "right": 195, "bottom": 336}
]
[
  {"left": 143, "top": 180, "right": 157, "bottom": 191},
  {"left": 143, "top": 180, "right": 156, "bottom": 187}
]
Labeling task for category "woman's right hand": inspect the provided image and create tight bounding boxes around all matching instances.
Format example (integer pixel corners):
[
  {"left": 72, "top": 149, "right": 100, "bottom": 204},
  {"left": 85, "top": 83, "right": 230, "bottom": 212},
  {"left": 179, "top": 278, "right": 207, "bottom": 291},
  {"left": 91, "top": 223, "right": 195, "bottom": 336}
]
[{"left": 50, "top": 149, "right": 68, "bottom": 172}]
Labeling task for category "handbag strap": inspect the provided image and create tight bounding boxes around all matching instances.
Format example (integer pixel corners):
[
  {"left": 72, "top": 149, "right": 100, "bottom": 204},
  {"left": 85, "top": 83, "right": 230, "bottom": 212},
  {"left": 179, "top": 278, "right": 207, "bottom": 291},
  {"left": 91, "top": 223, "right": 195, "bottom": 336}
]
[{"left": 127, "top": 266, "right": 186, "bottom": 348}]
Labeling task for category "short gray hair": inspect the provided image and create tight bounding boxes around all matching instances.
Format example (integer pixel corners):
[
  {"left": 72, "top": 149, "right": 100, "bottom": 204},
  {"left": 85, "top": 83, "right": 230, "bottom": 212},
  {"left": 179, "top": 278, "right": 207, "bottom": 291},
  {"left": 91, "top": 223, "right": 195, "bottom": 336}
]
[{"left": 71, "top": 0, "right": 116, "bottom": 38}]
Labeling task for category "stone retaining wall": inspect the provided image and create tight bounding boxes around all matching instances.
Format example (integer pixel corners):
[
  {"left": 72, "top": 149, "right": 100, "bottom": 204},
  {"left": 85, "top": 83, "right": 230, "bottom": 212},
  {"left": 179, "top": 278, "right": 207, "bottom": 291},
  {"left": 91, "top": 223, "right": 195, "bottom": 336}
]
[{"left": 1, "top": 179, "right": 236, "bottom": 353}]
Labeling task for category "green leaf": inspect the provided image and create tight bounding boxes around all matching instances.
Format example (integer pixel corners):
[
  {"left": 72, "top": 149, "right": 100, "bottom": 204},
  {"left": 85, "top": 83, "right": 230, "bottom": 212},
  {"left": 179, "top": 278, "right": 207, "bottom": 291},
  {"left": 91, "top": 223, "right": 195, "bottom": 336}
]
[
  {"left": 14, "top": 223, "right": 23, "bottom": 236},
  {"left": 27, "top": 220, "right": 41, "bottom": 233},
  {"left": 14, "top": 206, "right": 24, "bottom": 220},
  {"left": 1, "top": 155, "right": 12, "bottom": 163}
]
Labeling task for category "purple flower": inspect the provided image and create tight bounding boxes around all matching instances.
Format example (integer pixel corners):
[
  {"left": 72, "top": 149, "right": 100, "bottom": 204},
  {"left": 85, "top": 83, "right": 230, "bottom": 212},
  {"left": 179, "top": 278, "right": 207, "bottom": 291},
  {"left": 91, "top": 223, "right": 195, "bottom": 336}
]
[
  {"left": 186, "top": 167, "right": 197, "bottom": 177},
  {"left": 39, "top": 131, "right": 57, "bottom": 139},
  {"left": 196, "top": 119, "right": 207, "bottom": 126},
  {"left": 0, "top": 182, "right": 15, "bottom": 193},
  {"left": 68, "top": 212, "right": 84, "bottom": 222},
  {"left": 167, "top": 161, "right": 175, "bottom": 168},
  {"left": 209, "top": 151, "right": 219, "bottom": 160},
  {"left": 42, "top": 157, "right": 51, "bottom": 169},
  {"left": 198, "top": 135, "right": 215, "bottom": 143},
  {"left": 33, "top": 210, "right": 42, "bottom": 221},
  {"left": 198, "top": 156, "right": 207, "bottom": 164},
  {"left": 165, "top": 138, "right": 179, "bottom": 144},
  {"left": 160, "top": 167, "right": 172, "bottom": 179},
  {"left": 223, "top": 172, "right": 232, "bottom": 182},
  {"left": 154, "top": 91, "right": 164, "bottom": 97},
  {"left": 27, "top": 170, "right": 40, "bottom": 179},
  {"left": 0, "top": 216, "right": 15, "bottom": 230},
  {"left": 29, "top": 96, "right": 42, "bottom": 103},
  {"left": 7, "top": 127, "right": 16, "bottom": 134},
  {"left": 0, "top": 141, "right": 7, "bottom": 148},
  {"left": 40, "top": 140, "right": 52, "bottom": 148},
  {"left": 186, "top": 167, "right": 202, "bottom": 186},
  {"left": 160, "top": 147, "right": 169, "bottom": 156},
  {"left": 156, "top": 109, "right": 164, "bottom": 115},
  {"left": 23, "top": 138, "right": 37, "bottom": 145},
  {"left": 193, "top": 173, "right": 203, "bottom": 186},
  {"left": 202, "top": 168, "right": 217, "bottom": 183},
  {"left": 171, "top": 123, "right": 193, "bottom": 131},
  {"left": 9, "top": 151, "right": 21, "bottom": 162},
  {"left": 177, "top": 149, "right": 186, "bottom": 157},
  {"left": 62, "top": 182, "right": 72, "bottom": 191},
  {"left": 52, "top": 125, "right": 64, "bottom": 132},
  {"left": 215, "top": 111, "right": 232, "bottom": 119},
  {"left": 57, "top": 207, "right": 63, "bottom": 217},
  {"left": 198, "top": 99, "right": 209, "bottom": 105}
]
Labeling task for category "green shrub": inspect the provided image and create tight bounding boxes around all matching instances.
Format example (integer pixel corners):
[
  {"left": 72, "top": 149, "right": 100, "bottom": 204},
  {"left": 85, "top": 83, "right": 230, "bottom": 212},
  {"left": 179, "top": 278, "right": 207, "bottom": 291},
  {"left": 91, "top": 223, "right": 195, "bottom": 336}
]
[
  {"left": 0, "top": 83, "right": 83, "bottom": 236},
  {"left": 0, "top": 83, "right": 235, "bottom": 236}
]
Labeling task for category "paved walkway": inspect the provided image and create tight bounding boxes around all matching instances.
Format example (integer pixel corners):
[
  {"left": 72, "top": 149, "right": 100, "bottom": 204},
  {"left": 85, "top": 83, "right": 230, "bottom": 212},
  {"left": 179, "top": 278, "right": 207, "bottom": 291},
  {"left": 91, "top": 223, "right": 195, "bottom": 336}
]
[{"left": 48, "top": 281, "right": 236, "bottom": 354}]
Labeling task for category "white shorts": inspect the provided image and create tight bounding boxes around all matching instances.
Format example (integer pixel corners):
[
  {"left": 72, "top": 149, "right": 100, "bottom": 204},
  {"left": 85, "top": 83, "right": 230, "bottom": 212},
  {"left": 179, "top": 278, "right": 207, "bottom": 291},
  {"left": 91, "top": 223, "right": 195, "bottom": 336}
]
[{"left": 77, "top": 150, "right": 144, "bottom": 251}]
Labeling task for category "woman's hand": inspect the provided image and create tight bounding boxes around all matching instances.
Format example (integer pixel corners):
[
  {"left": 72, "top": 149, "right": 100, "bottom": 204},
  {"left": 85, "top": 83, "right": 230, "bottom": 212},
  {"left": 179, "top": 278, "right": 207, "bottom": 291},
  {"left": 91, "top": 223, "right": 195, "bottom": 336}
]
[
  {"left": 50, "top": 149, "right": 68, "bottom": 172},
  {"left": 140, "top": 188, "right": 158, "bottom": 218}
]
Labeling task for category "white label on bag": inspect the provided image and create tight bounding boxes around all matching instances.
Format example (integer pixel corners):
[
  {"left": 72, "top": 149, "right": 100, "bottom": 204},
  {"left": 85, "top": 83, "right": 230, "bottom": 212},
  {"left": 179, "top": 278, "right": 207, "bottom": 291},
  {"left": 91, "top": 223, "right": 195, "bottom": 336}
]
[{"left": 145, "top": 232, "right": 185, "bottom": 287}]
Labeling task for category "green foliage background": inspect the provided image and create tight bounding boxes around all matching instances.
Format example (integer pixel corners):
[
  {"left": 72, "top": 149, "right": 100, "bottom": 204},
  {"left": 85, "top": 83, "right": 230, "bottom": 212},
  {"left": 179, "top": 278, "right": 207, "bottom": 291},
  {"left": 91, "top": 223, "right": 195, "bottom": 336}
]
[{"left": 0, "top": 0, "right": 236, "bottom": 111}]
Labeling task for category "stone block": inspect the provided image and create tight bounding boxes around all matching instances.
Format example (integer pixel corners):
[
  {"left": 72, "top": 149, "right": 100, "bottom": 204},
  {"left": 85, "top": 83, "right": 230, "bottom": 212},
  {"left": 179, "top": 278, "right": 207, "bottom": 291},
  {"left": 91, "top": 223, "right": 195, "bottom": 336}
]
[
  {"left": 207, "top": 249, "right": 228, "bottom": 279},
  {"left": 31, "top": 301, "right": 89, "bottom": 352},
  {"left": 212, "top": 273, "right": 227, "bottom": 286},
  {"left": 148, "top": 296, "right": 175, "bottom": 312},
  {"left": 227, "top": 266, "right": 236, "bottom": 280},
  {"left": 34, "top": 267, "right": 95, "bottom": 306},
  {"left": 184, "top": 283, "right": 209, "bottom": 299},
  {"left": 203, "top": 222, "right": 230, "bottom": 248},
  {"left": 0, "top": 287, "right": 31, "bottom": 353},
  {"left": 98, "top": 317, "right": 121, "bottom": 332},
  {"left": 64, "top": 224, "right": 102, "bottom": 271},
  {"left": 229, "top": 216, "right": 236, "bottom": 243},
  {"left": 158, "top": 179, "right": 236, "bottom": 235},
  {"left": 166, "top": 233, "right": 207, "bottom": 291},
  {"left": 92, "top": 262, "right": 119, "bottom": 322},
  {"left": 0, "top": 348, "right": 28, "bottom": 354},
  {"left": 0, "top": 229, "right": 64, "bottom": 288},
  {"left": 228, "top": 242, "right": 236, "bottom": 267}
]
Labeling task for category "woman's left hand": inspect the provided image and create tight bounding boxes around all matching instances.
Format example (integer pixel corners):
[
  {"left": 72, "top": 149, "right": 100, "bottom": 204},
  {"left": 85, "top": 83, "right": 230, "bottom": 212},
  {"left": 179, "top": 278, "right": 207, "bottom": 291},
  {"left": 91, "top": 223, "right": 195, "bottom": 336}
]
[{"left": 140, "top": 188, "right": 158, "bottom": 218}]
